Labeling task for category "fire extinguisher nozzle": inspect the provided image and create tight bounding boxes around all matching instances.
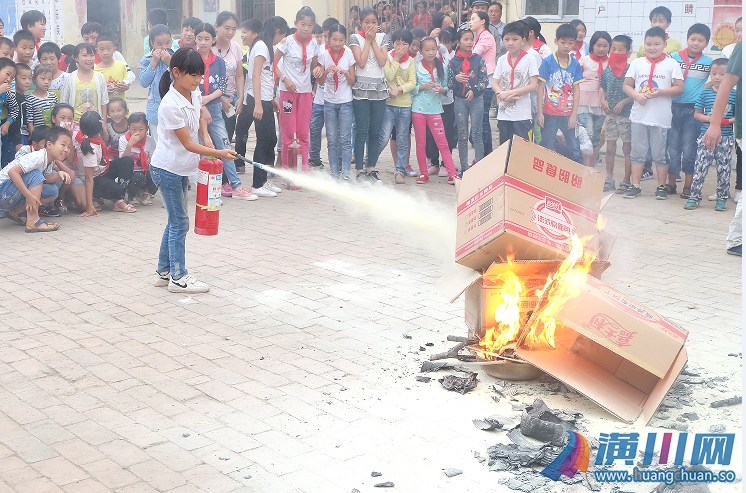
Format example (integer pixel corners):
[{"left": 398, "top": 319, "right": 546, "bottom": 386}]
[{"left": 236, "top": 155, "right": 266, "bottom": 170}]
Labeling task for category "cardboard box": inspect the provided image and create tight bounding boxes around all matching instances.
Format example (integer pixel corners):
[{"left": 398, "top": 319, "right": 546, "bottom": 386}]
[
  {"left": 437, "top": 261, "right": 609, "bottom": 340},
  {"left": 455, "top": 138, "right": 611, "bottom": 271},
  {"left": 516, "top": 276, "right": 688, "bottom": 424}
]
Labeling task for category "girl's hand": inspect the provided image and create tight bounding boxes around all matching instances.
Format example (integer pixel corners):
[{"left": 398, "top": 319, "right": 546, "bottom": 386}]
[
  {"left": 430, "top": 27, "right": 441, "bottom": 39},
  {"left": 455, "top": 73, "right": 468, "bottom": 83},
  {"left": 58, "top": 171, "right": 71, "bottom": 184},
  {"left": 613, "top": 101, "right": 625, "bottom": 114},
  {"left": 312, "top": 66, "right": 323, "bottom": 78},
  {"left": 537, "top": 112, "right": 545, "bottom": 128},
  {"left": 116, "top": 81, "right": 130, "bottom": 91},
  {"left": 221, "top": 97, "right": 230, "bottom": 113},
  {"left": 601, "top": 100, "right": 611, "bottom": 114},
  {"left": 568, "top": 115, "right": 577, "bottom": 129},
  {"left": 254, "top": 103, "right": 264, "bottom": 120},
  {"left": 203, "top": 135, "right": 215, "bottom": 149},
  {"left": 129, "top": 132, "right": 143, "bottom": 145},
  {"left": 284, "top": 78, "right": 297, "bottom": 93},
  {"left": 161, "top": 51, "right": 172, "bottom": 65},
  {"left": 394, "top": 44, "right": 407, "bottom": 61},
  {"left": 80, "top": 207, "right": 98, "bottom": 217},
  {"left": 421, "top": 81, "right": 435, "bottom": 91},
  {"left": 152, "top": 49, "right": 163, "bottom": 62},
  {"left": 272, "top": 98, "right": 279, "bottom": 113},
  {"left": 0, "top": 122, "right": 9, "bottom": 135},
  {"left": 216, "top": 149, "right": 238, "bottom": 160},
  {"left": 433, "top": 84, "right": 445, "bottom": 95},
  {"left": 235, "top": 103, "right": 243, "bottom": 117},
  {"left": 465, "top": 90, "right": 474, "bottom": 102},
  {"left": 389, "top": 86, "right": 401, "bottom": 97},
  {"left": 365, "top": 25, "right": 377, "bottom": 42}
]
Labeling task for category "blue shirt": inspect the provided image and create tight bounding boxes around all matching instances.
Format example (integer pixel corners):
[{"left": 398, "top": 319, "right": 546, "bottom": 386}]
[
  {"left": 695, "top": 87, "right": 737, "bottom": 136},
  {"left": 139, "top": 50, "right": 173, "bottom": 123},
  {"left": 200, "top": 56, "right": 228, "bottom": 112},
  {"left": 411, "top": 61, "right": 448, "bottom": 115},
  {"left": 538, "top": 55, "right": 584, "bottom": 116},
  {"left": 670, "top": 51, "right": 712, "bottom": 104}
]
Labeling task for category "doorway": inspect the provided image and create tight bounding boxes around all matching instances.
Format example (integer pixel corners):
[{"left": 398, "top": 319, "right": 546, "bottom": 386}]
[{"left": 86, "top": 0, "right": 122, "bottom": 45}]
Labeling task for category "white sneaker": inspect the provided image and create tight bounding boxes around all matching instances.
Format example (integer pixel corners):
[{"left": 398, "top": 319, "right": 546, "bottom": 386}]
[
  {"left": 153, "top": 271, "right": 169, "bottom": 287},
  {"left": 735, "top": 191, "right": 742, "bottom": 204},
  {"left": 709, "top": 192, "right": 730, "bottom": 201},
  {"left": 265, "top": 182, "right": 282, "bottom": 193},
  {"left": 232, "top": 186, "right": 258, "bottom": 201},
  {"left": 252, "top": 185, "right": 277, "bottom": 197},
  {"left": 168, "top": 274, "right": 210, "bottom": 293}
]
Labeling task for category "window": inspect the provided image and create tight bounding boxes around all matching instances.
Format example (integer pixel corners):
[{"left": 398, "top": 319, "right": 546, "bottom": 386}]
[
  {"left": 524, "top": 0, "right": 579, "bottom": 19},
  {"left": 237, "top": 0, "right": 275, "bottom": 21},
  {"left": 146, "top": 0, "right": 183, "bottom": 33}
]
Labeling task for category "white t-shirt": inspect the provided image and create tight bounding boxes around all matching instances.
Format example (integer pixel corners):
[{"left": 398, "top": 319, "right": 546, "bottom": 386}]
[
  {"left": 212, "top": 41, "right": 242, "bottom": 98},
  {"left": 119, "top": 134, "right": 155, "bottom": 171},
  {"left": 277, "top": 35, "right": 320, "bottom": 93},
  {"left": 349, "top": 33, "right": 388, "bottom": 81},
  {"left": 494, "top": 51, "right": 539, "bottom": 121},
  {"left": 314, "top": 81, "right": 325, "bottom": 105},
  {"left": 318, "top": 47, "right": 356, "bottom": 104},
  {"left": 527, "top": 48, "right": 543, "bottom": 115},
  {"left": 0, "top": 149, "right": 54, "bottom": 184},
  {"left": 151, "top": 87, "right": 202, "bottom": 176},
  {"left": 626, "top": 57, "right": 683, "bottom": 128},
  {"left": 74, "top": 140, "right": 107, "bottom": 178},
  {"left": 247, "top": 40, "right": 275, "bottom": 102}
]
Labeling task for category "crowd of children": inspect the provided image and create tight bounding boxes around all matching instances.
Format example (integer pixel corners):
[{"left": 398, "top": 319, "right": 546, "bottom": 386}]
[{"left": 0, "top": 4, "right": 740, "bottom": 256}]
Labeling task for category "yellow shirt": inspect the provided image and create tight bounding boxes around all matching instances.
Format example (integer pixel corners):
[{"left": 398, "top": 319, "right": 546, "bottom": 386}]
[
  {"left": 95, "top": 60, "right": 128, "bottom": 101},
  {"left": 73, "top": 77, "right": 98, "bottom": 122}
]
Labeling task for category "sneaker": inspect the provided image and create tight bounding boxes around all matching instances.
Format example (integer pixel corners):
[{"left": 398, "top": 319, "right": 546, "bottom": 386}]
[
  {"left": 221, "top": 183, "right": 233, "bottom": 197},
  {"left": 252, "top": 185, "right": 277, "bottom": 197},
  {"left": 168, "top": 274, "right": 210, "bottom": 293},
  {"left": 447, "top": 175, "right": 456, "bottom": 185},
  {"left": 655, "top": 185, "right": 668, "bottom": 200},
  {"left": 734, "top": 191, "right": 742, "bottom": 204},
  {"left": 140, "top": 193, "right": 153, "bottom": 206},
  {"left": 341, "top": 175, "right": 351, "bottom": 183},
  {"left": 232, "top": 186, "right": 258, "bottom": 200},
  {"left": 684, "top": 198, "right": 700, "bottom": 210},
  {"left": 309, "top": 158, "right": 324, "bottom": 169},
  {"left": 404, "top": 165, "right": 418, "bottom": 177},
  {"left": 394, "top": 172, "right": 405, "bottom": 184},
  {"left": 154, "top": 271, "right": 169, "bottom": 287},
  {"left": 265, "top": 182, "right": 282, "bottom": 193},
  {"left": 55, "top": 199, "right": 68, "bottom": 215},
  {"left": 368, "top": 170, "right": 382, "bottom": 185},
  {"left": 640, "top": 168, "right": 654, "bottom": 181},
  {"left": 624, "top": 185, "right": 642, "bottom": 199},
  {"left": 438, "top": 166, "right": 448, "bottom": 177},
  {"left": 236, "top": 164, "right": 246, "bottom": 174},
  {"left": 39, "top": 205, "right": 61, "bottom": 217},
  {"left": 416, "top": 174, "right": 429, "bottom": 184},
  {"left": 356, "top": 172, "right": 371, "bottom": 186},
  {"left": 727, "top": 244, "right": 742, "bottom": 256},
  {"left": 715, "top": 198, "right": 727, "bottom": 211},
  {"left": 427, "top": 165, "right": 438, "bottom": 176}
]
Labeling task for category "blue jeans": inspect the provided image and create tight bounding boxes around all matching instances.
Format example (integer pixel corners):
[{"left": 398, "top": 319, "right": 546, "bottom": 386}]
[
  {"left": 352, "top": 99, "right": 386, "bottom": 169},
  {"left": 455, "top": 95, "right": 484, "bottom": 171},
  {"left": 207, "top": 104, "right": 241, "bottom": 189},
  {"left": 324, "top": 101, "right": 353, "bottom": 178},
  {"left": 540, "top": 114, "right": 583, "bottom": 164},
  {"left": 151, "top": 166, "right": 190, "bottom": 280},
  {"left": 378, "top": 105, "right": 412, "bottom": 173},
  {"left": 310, "top": 103, "right": 325, "bottom": 161},
  {"left": 0, "top": 170, "right": 57, "bottom": 209},
  {"left": 667, "top": 105, "right": 699, "bottom": 176}
]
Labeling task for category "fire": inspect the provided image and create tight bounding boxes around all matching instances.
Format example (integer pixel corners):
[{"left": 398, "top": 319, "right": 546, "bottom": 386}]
[
  {"left": 476, "top": 235, "right": 595, "bottom": 358},
  {"left": 524, "top": 234, "right": 595, "bottom": 349}
]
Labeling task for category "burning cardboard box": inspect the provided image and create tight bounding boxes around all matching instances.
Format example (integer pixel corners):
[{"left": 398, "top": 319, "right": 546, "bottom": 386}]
[{"left": 454, "top": 138, "right": 612, "bottom": 270}]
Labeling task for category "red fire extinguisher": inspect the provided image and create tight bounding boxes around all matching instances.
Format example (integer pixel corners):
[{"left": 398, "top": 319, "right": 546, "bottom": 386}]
[{"left": 195, "top": 157, "right": 223, "bottom": 236}]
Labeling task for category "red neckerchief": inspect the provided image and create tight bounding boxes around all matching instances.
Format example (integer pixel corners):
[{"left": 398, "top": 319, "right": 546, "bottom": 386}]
[
  {"left": 608, "top": 52, "right": 628, "bottom": 77},
  {"left": 200, "top": 50, "right": 216, "bottom": 96},
  {"left": 95, "top": 53, "right": 101, "bottom": 64},
  {"left": 644, "top": 53, "right": 667, "bottom": 89},
  {"left": 455, "top": 49, "right": 471, "bottom": 95},
  {"left": 573, "top": 41, "right": 584, "bottom": 60},
  {"left": 589, "top": 53, "right": 608, "bottom": 84},
  {"left": 358, "top": 29, "right": 367, "bottom": 38},
  {"left": 421, "top": 60, "right": 436, "bottom": 83},
  {"left": 533, "top": 39, "right": 546, "bottom": 51},
  {"left": 678, "top": 49, "right": 703, "bottom": 80},
  {"left": 328, "top": 46, "right": 346, "bottom": 91},
  {"left": 666, "top": 33, "right": 670, "bottom": 40},
  {"left": 125, "top": 132, "right": 149, "bottom": 172},
  {"left": 75, "top": 130, "right": 110, "bottom": 170},
  {"left": 389, "top": 48, "right": 410, "bottom": 63},
  {"left": 294, "top": 32, "right": 311, "bottom": 73},
  {"left": 507, "top": 50, "right": 527, "bottom": 89},
  {"left": 35, "top": 38, "right": 40, "bottom": 54}
]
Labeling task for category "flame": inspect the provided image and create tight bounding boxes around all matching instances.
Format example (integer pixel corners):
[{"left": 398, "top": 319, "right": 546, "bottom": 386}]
[
  {"left": 596, "top": 213, "right": 608, "bottom": 231},
  {"left": 475, "top": 234, "right": 596, "bottom": 359},
  {"left": 524, "top": 234, "right": 595, "bottom": 349}
]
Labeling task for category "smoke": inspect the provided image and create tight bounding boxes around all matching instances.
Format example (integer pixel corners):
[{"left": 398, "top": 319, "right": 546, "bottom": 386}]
[{"left": 260, "top": 164, "right": 457, "bottom": 266}]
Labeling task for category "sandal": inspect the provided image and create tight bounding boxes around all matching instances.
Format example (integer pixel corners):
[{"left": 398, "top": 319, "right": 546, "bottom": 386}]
[
  {"left": 140, "top": 193, "right": 152, "bottom": 206},
  {"left": 113, "top": 201, "right": 137, "bottom": 213},
  {"left": 603, "top": 180, "right": 616, "bottom": 192},
  {"left": 680, "top": 187, "right": 691, "bottom": 199},
  {"left": 6, "top": 210, "right": 27, "bottom": 226},
  {"left": 25, "top": 218, "right": 60, "bottom": 233},
  {"left": 616, "top": 182, "right": 631, "bottom": 194}
]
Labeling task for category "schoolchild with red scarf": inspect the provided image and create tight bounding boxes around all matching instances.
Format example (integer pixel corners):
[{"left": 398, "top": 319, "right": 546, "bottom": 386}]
[
  {"left": 599, "top": 35, "right": 635, "bottom": 194},
  {"left": 448, "top": 29, "right": 488, "bottom": 174},
  {"left": 379, "top": 29, "right": 417, "bottom": 184},
  {"left": 577, "top": 31, "right": 612, "bottom": 168},
  {"left": 274, "top": 7, "right": 323, "bottom": 188},
  {"left": 493, "top": 21, "right": 538, "bottom": 145},
  {"left": 119, "top": 112, "right": 158, "bottom": 206},
  {"left": 622, "top": 26, "right": 684, "bottom": 200}
]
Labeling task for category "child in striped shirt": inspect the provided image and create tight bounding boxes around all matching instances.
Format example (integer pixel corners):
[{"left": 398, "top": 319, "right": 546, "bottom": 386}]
[{"left": 27, "top": 64, "right": 57, "bottom": 128}]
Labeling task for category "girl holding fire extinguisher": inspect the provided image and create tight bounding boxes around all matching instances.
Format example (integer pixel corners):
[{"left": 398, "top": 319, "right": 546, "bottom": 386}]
[{"left": 151, "top": 47, "right": 237, "bottom": 294}]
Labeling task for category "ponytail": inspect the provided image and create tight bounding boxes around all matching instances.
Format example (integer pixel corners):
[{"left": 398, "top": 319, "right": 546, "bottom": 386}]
[
  {"left": 81, "top": 136, "right": 93, "bottom": 156},
  {"left": 158, "top": 70, "right": 173, "bottom": 99},
  {"left": 258, "top": 16, "right": 289, "bottom": 65},
  {"left": 78, "top": 111, "right": 103, "bottom": 156}
]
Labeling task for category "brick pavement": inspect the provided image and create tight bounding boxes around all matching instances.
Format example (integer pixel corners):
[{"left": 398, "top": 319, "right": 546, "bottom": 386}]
[{"left": 0, "top": 86, "right": 740, "bottom": 492}]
